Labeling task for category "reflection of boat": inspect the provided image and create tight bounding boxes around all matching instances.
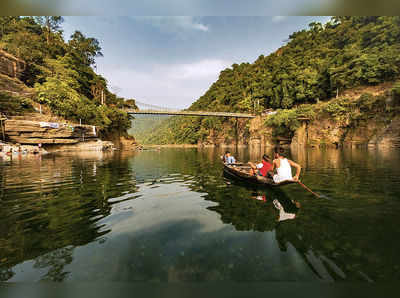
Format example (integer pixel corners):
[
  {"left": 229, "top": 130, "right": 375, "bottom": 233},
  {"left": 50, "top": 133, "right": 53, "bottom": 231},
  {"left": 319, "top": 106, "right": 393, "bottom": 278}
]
[
  {"left": 273, "top": 199, "right": 300, "bottom": 222},
  {"left": 223, "top": 164, "right": 297, "bottom": 187}
]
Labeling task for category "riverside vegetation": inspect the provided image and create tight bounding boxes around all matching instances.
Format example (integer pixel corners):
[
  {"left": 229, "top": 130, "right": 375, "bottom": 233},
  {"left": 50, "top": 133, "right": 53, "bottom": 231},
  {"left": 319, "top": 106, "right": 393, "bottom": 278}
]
[
  {"left": 0, "top": 16, "right": 137, "bottom": 138},
  {"left": 142, "top": 17, "right": 400, "bottom": 146}
]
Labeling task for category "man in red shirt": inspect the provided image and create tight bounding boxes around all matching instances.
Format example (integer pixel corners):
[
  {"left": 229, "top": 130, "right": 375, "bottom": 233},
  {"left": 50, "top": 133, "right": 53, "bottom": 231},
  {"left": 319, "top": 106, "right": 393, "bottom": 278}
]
[{"left": 249, "top": 154, "right": 273, "bottom": 178}]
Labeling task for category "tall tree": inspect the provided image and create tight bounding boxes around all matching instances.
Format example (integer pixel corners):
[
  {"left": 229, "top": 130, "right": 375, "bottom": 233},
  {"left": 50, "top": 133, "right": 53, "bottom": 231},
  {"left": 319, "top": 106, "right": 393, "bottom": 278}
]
[
  {"left": 34, "top": 16, "right": 64, "bottom": 45},
  {"left": 68, "top": 31, "right": 103, "bottom": 66}
]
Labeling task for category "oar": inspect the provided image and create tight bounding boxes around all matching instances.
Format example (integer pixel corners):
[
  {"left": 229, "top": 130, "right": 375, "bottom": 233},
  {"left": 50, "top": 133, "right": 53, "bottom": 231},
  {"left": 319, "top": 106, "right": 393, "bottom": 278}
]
[{"left": 297, "top": 180, "right": 321, "bottom": 198}]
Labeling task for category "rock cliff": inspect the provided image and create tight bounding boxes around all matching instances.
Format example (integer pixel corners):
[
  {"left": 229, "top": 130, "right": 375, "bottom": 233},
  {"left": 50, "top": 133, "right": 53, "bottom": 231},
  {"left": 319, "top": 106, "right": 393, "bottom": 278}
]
[
  {"left": 270, "top": 93, "right": 400, "bottom": 149},
  {"left": 298, "top": 115, "right": 400, "bottom": 148}
]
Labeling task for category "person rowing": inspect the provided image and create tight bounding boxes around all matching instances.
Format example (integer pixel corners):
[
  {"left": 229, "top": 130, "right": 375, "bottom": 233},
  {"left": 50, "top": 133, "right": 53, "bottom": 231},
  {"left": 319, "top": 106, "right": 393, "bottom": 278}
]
[
  {"left": 271, "top": 147, "right": 301, "bottom": 183},
  {"left": 248, "top": 154, "right": 273, "bottom": 178}
]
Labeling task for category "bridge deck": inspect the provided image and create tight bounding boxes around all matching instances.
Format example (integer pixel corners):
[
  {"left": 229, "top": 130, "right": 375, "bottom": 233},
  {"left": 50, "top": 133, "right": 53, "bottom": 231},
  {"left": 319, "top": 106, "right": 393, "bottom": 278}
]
[{"left": 126, "top": 109, "right": 256, "bottom": 118}]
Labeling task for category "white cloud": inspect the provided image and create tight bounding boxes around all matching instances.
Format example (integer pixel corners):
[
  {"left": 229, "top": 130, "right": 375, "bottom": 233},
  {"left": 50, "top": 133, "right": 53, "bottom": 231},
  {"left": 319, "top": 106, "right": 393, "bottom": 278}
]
[
  {"left": 135, "top": 16, "right": 209, "bottom": 33},
  {"left": 97, "top": 59, "right": 231, "bottom": 109},
  {"left": 272, "top": 16, "right": 288, "bottom": 23},
  {"left": 167, "top": 59, "right": 231, "bottom": 80}
]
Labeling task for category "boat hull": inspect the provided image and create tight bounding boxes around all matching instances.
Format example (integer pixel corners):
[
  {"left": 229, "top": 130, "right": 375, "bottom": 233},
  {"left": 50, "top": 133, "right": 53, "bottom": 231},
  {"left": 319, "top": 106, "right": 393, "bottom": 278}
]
[{"left": 223, "top": 164, "right": 296, "bottom": 187}]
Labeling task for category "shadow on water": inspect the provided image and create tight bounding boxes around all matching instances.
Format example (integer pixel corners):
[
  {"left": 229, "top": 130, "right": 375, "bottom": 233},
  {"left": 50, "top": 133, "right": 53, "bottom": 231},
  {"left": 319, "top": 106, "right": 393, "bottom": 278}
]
[{"left": 1, "top": 147, "right": 400, "bottom": 282}]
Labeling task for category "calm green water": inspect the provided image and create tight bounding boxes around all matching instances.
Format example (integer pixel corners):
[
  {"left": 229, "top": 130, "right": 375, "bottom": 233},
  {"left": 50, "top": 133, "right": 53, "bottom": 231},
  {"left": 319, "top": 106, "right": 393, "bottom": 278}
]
[{"left": 1, "top": 147, "right": 400, "bottom": 282}]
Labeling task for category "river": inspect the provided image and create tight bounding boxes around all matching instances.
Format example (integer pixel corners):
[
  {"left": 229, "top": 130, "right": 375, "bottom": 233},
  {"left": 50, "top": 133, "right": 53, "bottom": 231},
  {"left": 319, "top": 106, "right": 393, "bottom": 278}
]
[{"left": 1, "top": 147, "right": 400, "bottom": 282}]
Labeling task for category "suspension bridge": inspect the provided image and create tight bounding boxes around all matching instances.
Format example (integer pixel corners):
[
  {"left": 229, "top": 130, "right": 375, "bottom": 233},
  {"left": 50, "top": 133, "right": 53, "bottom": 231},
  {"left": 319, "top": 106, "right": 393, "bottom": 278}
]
[{"left": 127, "top": 101, "right": 256, "bottom": 118}]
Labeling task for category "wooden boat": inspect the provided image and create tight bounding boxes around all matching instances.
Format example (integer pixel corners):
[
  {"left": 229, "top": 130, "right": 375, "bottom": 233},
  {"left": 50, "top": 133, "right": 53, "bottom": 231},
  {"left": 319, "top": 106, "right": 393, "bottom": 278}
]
[{"left": 223, "top": 163, "right": 297, "bottom": 187}]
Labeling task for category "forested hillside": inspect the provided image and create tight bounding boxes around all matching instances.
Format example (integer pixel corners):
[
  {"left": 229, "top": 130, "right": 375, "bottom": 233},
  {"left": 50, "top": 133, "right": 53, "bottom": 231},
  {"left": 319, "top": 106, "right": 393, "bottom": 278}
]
[
  {"left": 0, "top": 16, "right": 137, "bottom": 137},
  {"left": 147, "top": 16, "right": 400, "bottom": 144},
  {"left": 128, "top": 115, "right": 170, "bottom": 143}
]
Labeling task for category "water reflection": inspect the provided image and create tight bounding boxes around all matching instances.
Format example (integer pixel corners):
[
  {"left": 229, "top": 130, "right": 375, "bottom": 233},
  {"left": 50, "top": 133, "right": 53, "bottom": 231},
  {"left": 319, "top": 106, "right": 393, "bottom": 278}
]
[
  {"left": 1, "top": 148, "right": 400, "bottom": 282},
  {"left": 273, "top": 197, "right": 300, "bottom": 222},
  {"left": 0, "top": 152, "right": 138, "bottom": 281}
]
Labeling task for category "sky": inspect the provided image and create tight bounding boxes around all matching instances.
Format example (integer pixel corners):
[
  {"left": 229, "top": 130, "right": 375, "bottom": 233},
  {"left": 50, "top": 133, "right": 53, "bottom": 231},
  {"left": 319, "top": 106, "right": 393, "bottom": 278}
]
[
  {"left": 9, "top": 0, "right": 334, "bottom": 15},
  {"left": 63, "top": 16, "right": 330, "bottom": 109}
]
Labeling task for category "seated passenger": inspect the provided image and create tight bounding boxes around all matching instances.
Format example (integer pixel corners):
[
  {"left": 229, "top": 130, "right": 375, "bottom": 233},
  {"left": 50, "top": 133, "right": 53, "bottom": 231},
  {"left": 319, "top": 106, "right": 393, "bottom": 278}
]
[
  {"left": 223, "top": 151, "right": 236, "bottom": 164},
  {"left": 272, "top": 147, "right": 301, "bottom": 183},
  {"left": 249, "top": 154, "right": 273, "bottom": 177}
]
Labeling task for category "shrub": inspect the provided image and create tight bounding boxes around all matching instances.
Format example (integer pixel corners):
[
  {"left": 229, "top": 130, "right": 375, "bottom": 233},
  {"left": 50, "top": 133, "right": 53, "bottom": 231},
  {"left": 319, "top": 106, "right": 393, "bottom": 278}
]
[
  {"left": 265, "top": 109, "right": 300, "bottom": 136},
  {"left": 295, "top": 104, "right": 316, "bottom": 120},
  {"left": 0, "top": 92, "right": 34, "bottom": 115},
  {"left": 358, "top": 92, "right": 385, "bottom": 113},
  {"left": 321, "top": 99, "right": 349, "bottom": 118},
  {"left": 265, "top": 104, "right": 316, "bottom": 136},
  {"left": 392, "top": 81, "right": 400, "bottom": 102}
]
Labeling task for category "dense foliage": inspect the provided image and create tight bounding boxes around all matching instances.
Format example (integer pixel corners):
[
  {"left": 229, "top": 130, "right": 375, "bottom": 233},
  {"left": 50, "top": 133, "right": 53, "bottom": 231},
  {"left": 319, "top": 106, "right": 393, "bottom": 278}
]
[
  {"left": 0, "top": 16, "right": 137, "bottom": 136},
  {"left": 192, "top": 16, "right": 400, "bottom": 112},
  {"left": 147, "top": 16, "right": 400, "bottom": 144},
  {"left": 143, "top": 116, "right": 203, "bottom": 144}
]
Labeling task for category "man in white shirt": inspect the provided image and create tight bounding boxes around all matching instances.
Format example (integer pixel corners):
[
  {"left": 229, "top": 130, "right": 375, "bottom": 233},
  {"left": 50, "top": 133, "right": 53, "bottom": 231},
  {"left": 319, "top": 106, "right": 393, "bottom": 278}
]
[{"left": 272, "top": 147, "right": 301, "bottom": 183}]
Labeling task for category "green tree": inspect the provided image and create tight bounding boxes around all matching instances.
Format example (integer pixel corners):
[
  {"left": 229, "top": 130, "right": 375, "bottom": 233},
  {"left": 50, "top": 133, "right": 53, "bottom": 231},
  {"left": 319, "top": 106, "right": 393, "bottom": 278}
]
[
  {"left": 0, "top": 17, "right": 132, "bottom": 136},
  {"left": 68, "top": 31, "right": 103, "bottom": 66},
  {"left": 34, "top": 16, "right": 64, "bottom": 45}
]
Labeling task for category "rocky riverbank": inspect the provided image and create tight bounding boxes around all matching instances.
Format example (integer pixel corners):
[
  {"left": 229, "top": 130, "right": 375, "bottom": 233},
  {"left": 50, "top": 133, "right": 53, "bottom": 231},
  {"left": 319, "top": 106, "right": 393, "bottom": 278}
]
[
  {"left": 1, "top": 118, "right": 122, "bottom": 154},
  {"left": 4, "top": 119, "right": 97, "bottom": 145},
  {"left": 1, "top": 116, "right": 140, "bottom": 153}
]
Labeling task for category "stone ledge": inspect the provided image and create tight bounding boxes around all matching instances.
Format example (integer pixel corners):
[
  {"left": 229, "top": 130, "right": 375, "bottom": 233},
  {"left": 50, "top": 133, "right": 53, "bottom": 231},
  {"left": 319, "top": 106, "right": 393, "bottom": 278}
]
[
  {"left": 4, "top": 119, "right": 98, "bottom": 144},
  {"left": 8, "top": 137, "right": 79, "bottom": 144}
]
